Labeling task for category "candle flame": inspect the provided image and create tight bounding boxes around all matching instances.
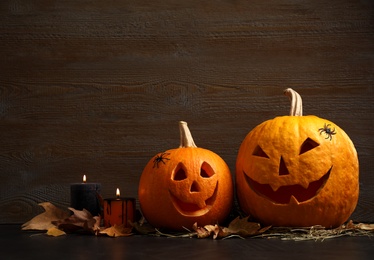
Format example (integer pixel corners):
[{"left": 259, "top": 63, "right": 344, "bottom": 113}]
[
  {"left": 83, "top": 175, "right": 87, "bottom": 183},
  {"left": 116, "top": 188, "right": 120, "bottom": 198}
]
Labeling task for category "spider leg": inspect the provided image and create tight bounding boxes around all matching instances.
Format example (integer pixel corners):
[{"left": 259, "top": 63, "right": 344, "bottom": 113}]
[
  {"left": 153, "top": 157, "right": 160, "bottom": 168},
  {"left": 161, "top": 157, "right": 170, "bottom": 165}
]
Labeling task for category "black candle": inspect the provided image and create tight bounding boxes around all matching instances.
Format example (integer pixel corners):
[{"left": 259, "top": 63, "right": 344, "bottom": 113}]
[{"left": 70, "top": 175, "right": 102, "bottom": 216}]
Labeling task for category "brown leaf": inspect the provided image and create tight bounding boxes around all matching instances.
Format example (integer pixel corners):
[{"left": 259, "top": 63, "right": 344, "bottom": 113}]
[
  {"left": 357, "top": 223, "right": 374, "bottom": 231},
  {"left": 344, "top": 220, "right": 374, "bottom": 231},
  {"left": 191, "top": 223, "right": 225, "bottom": 239},
  {"left": 131, "top": 221, "right": 156, "bottom": 235},
  {"left": 193, "top": 222, "right": 211, "bottom": 238},
  {"left": 22, "top": 202, "right": 71, "bottom": 231},
  {"left": 68, "top": 207, "right": 93, "bottom": 221},
  {"left": 92, "top": 216, "right": 102, "bottom": 234},
  {"left": 221, "top": 217, "right": 270, "bottom": 238},
  {"left": 99, "top": 224, "right": 133, "bottom": 237},
  {"left": 205, "top": 224, "right": 222, "bottom": 239},
  {"left": 53, "top": 208, "right": 100, "bottom": 234},
  {"left": 46, "top": 227, "right": 66, "bottom": 237}
]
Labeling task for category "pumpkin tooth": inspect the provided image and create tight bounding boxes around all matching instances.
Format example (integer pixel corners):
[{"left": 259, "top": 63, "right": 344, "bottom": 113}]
[
  {"left": 300, "top": 180, "right": 310, "bottom": 190},
  {"left": 197, "top": 200, "right": 206, "bottom": 209},
  {"left": 288, "top": 195, "right": 300, "bottom": 205},
  {"left": 269, "top": 183, "right": 281, "bottom": 192}
]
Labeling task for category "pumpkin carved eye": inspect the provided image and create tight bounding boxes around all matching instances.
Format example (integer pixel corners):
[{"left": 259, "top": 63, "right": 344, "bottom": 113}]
[
  {"left": 172, "top": 163, "right": 187, "bottom": 181},
  {"left": 200, "top": 162, "right": 215, "bottom": 178},
  {"left": 300, "top": 138, "right": 319, "bottom": 155},
  {"left": 253, "top": 145, "right": 269, "bottom": 158}
]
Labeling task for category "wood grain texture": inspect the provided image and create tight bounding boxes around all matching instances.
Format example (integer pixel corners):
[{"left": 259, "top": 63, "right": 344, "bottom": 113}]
[{"left": 0, "top": 0, "right": 373, "bottom": 223}]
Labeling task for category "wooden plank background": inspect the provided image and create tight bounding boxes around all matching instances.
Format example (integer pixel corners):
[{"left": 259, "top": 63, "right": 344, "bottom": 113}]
[{"left": 0, "top": 0, "right": 373, "bottom": 224}]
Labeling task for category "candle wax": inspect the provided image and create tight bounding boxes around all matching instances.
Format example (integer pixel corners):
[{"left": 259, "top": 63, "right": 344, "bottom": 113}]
[{"left": 103, "top": 197, "right": 135, "bottom": 227}]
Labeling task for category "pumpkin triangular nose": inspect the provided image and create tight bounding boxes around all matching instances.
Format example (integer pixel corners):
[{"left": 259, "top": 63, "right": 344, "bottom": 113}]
[
  {"left": 190, "top": 181, "right": 200, "bottom": 192},
  {"left": 279, "top": 156, "right": 289, "bottom": 175}
]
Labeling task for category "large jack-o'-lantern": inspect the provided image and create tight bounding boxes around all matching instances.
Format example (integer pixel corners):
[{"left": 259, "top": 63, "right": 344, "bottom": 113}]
[
  {"left": 236, "top": 89, "right": 359, "bottom": 228},
  {"left": 139, "top": 121, "right": 233, "bottom": 231}
]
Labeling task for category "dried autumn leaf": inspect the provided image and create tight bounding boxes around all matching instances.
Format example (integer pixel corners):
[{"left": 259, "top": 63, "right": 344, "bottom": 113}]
[
  {"left": 191, "top": 223, "right": 225, "bottom": 239},
  {"left": 68, "top": 207, "right": 92, "bottom": 221},
  {"left": 193, "top": 222, "right": 211, "bottom": 238},
  {"left": 220, "top": 217, "right": 270, "bottom": 238},
  {"left": 204, "top": 224, "right": 223, "bottom": 239},
  {"left": 99, "top": 224, "right": 133, "bottom": 237},
  {"left": 53, "top": 208, "right": 100, "bottom": 234},
  {"left": 192, "top": 217, "right": 269, "bottom": 239},
  {"left": 22, "top": 202, "right": 70, "bottom": 231},
  {"left": 92, "top": 216, "right": 101, "bottom": 234},
  {"left": 357, "top": 223, "right": 374, "bottom": 231},
  {"left": 46, "top": 227, "right": 66, "bottom": 237},
  {"left": 131, "top": 221, "right": 156, "bottom": 235},
  {"left": 344, "top": 220, "right": 374, "bottom": 231}
]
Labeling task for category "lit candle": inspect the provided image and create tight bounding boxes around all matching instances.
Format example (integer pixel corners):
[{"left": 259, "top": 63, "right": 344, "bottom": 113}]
[
  {"left": 70, "top": 175, "right": 102, "bottom": 216},
  {"left": 103, "top": 188, "right": 135, "bottom": 227}
]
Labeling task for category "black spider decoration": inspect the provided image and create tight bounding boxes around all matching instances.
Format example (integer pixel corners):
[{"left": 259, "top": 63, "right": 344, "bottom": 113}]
[
  {"left": 319, "top": 123, "right": 336, "bottom": 141},
  {"left": 153, "top": 152, "right": 170, "bottom": 168}
]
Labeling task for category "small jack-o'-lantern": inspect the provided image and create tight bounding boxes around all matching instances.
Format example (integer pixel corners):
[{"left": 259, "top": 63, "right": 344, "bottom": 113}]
[
  {"left": 138, "top": 121, "right": 233, "bottom": 231},
  {"left": 236, "top": 89, "right": 359, "bottom": 228}
]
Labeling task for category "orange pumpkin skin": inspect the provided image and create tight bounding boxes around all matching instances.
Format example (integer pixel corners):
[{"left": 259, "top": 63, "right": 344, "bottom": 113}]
[
  {"left": 236, "top": 94, "right": 359, "bottom": 228},
  {"left": 139, "top": 123, "right": 233, "bottom": 231}
]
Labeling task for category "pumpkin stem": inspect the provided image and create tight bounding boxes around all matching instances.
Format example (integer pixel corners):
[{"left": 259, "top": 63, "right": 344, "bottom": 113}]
[
  {"left": 179, "top": 121, "right": 197, "bottom": 148},
  {"left": 284, "top": 88, "right": 303, "bottom": 116}
]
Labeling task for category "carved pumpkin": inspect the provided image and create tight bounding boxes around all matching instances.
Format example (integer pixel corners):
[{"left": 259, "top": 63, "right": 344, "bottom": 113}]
[
  {"left": 236, "top": 88, "right": 359, "bottom": 228},
  {"left": 138, "top": 121, "right": 233, "bottom": 231}
]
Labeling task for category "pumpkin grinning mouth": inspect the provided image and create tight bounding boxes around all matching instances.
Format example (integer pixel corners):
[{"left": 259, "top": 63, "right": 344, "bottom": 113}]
[
  {"left": 244, "top": 167, "right": 332, "bottom": 204},
  {"left": 169, "top": 184, "right": 218, "bottom": 216}
]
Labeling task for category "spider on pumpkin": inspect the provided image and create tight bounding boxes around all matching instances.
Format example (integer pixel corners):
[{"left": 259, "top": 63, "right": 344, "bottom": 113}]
[
  {"left": 153, "top": 152, "right": 170, "bottom": 168},
  {"left": 319, "top": 123, "right": 336, "bottom": 141}
]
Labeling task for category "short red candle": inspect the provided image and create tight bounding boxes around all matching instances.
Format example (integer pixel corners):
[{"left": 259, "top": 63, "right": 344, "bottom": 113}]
[{"left": 103, "top": 188, "right": 135, "bottom": 227}]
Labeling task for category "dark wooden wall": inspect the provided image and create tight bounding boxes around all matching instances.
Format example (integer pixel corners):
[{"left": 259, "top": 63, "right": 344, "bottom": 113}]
[{"left": 0, "top": 0, "right": 373, "bottom": 224}]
